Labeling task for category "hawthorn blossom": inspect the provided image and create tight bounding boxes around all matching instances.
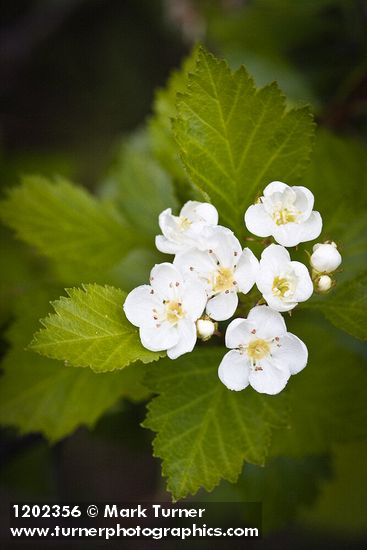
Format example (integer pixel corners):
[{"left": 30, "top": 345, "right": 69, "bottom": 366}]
[
  {"left": 123, "top": 263, "right": 207, "bottom": 359},
  {"left": 310, "top": 241, "right": 342, "bottom": 273},
  {"left": 196, "top": 317, "right": 217, "bottom": 341},
  {"left": 218, "top": 306, "right": 308, "bottom": 394},
  {"left": 155, "top": 201, "right": 218, "bottom": 254},
  {"left": 174, "top": 227, "right": 259, "bottom": 321},
  {"left": 244, "top": 181, "right": 322, "bottom": 247},
  {"left": 256, "top": 244, "right": 313, "bottom": 312},
  {"left": 315, "top": 274, "right": 333, "bottom": 293}
]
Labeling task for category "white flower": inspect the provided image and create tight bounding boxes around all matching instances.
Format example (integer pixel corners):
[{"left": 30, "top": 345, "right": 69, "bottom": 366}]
[
  {"left": 256, "top": 244, "right": 313, "bottom": 312},
  {"left": 155, "top": 201, "right": 218, "bottom": 254},
  {"left": 174, "top": 227, "right": 259, "bottom": 321},
  {"left": 123, "top": 263, "right": 207, "bottom": 359},
  {"left": 218, "top": 306, "right": 308, "bottom": 394},
  {"left": 310, "top": 241, "right": 342, "bottom": 273},
  {"left": 244, "top": 181, "right": 322, "bottom": 247},
  {"left": 316, "top": 274, "right": 333, "bottom": 292},
  {"left": 196, "top": 318, "right": 217, "bottom": 341}
]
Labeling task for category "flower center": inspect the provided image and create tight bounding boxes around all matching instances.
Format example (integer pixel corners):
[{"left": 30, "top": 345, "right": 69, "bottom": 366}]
[
  {"left": 213, "top": 267, "right": 235, "bottom": 292},
  {"left": 272, "top": 276, "right": 292, "bottom": 297},
  {"left": 246, "top": 339, "right": 270, "bottom": 361},
  {"left": 178, "top": 216, "right": 192, "bottom": 231},
  {"left": 165, "top": 301, "right": 185, "bottom": 324},
  {"left": 272, "top": 207, "right": 298, "bottom": 225}
]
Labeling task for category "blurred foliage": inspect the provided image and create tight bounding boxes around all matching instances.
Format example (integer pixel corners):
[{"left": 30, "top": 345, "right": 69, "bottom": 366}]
[
  {"left": 0, "top": 288, "right": 151, "bottom": 441},
  {"left": 100, "top": 131, "right": 178, "bottom": 238},
  {"left": 199, "top": 453, "right": 332, "bottom": 533},
  {"left": 301, "top": 440, "right": 367, "bottom": 535}
]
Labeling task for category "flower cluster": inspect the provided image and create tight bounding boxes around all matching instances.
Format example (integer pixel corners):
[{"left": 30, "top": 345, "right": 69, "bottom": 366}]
[{"left": 124, "top": 182, "right": 342, "bottom": 395}]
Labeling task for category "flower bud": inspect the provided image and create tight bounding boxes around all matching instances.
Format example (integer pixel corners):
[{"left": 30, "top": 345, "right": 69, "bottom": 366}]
[
  {"left": 196, "top": 318, "right": 217, "bottom": 341},
  {"left": 310, "top": 242, "right": 342, "bottom": 273},
  {"left": 316, "top": 275, "right": 333, "bottom": 293}
]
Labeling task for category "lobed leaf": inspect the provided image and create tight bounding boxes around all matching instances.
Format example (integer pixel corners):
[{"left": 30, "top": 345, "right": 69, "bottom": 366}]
[
  {"left": 31, "top": 284, "right": 164, "bottom": 372},
  {"left": 0, "top": 176, "right": 137, "bottom": 272},
  {"left": 0, "top": 289, "right": 150, "bottom": 441},
  {"left": 143, "top": 347, "right": 288, "bottom": 500},
  {"left": 304, "top": 272, "right": 367, "bottom": 340},
  {"left": 174, "top": 47, "right": 315, "bottom": 235}
]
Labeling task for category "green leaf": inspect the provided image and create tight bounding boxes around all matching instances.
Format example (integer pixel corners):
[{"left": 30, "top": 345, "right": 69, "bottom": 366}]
[
  {"left": 304, "top": 271, "right": 367, "bottom": 340},
  {"left": 143, "top": 347, "right": 288, "bottom": 500},
  {"left": 101, "top": 131, "right": 178, "bottom": 237},
  {"left": 0, "top": 350, "right": 149, "bottom": 442},
  {"left": 0, "top": 227, "right": 46, "bottom": 325},
  {"left": 302, "top": 130, "right": 367, "bottom": 262},
  {"left": 30, "top": 284, "right": 163, "bottom": 372},
  {"left": 300, "top": 130, "right": 367, "bottom": 339},
  {"left": 271, "top": 313, "right": 367, "bottom": 457},
  {"left": 0, "top": 176, "right": 137, "bottom": 273},
  {"left": 149, "top": 47, "right": 199, "bottom": 199},
  {"left": 173, "top": 47, "right": 315, "bottom": 235},
  {"left": 0, "top": 289, "right": 150, "bottom": 441}
]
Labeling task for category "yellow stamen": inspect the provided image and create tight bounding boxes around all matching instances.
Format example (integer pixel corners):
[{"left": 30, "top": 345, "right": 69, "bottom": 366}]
[
  {"left": 272, "top": 276, "right": 291, "bottom": 297},
  {"left": 213, "top": 267, "right": 235, "bottom": 292},
  {"left": 273, "top": 208, "right": 297, "bottom": 225},
  {"left": 166, "top": 301, "right": 185, "bottom": 324},
  {"left": 246, "top": 339, "right": 270, "bottom": 361},
  {"left": 178, "top": 216, "right": 192, "bottom": 231}
]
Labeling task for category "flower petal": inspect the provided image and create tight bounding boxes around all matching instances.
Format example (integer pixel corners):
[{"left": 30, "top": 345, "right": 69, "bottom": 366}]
[
  {"left": 272, "top": 223, "right": 307, "bottom": 247},
  {"left": 244, "top": 204, "right": 274, "bottom": 237},
  {"left": 263, "top": 293, "right": 296, "bottom": 312},
  {"left": 155, "top": 235, "right": 180, "bottom": 254},
  {"left": 273, "top": 211, "right": 322, "bottom": 247},
  {"left": 260, "top": 243, "right": 290, "bottom": 265},
  {"left": 158, "top": 208, "right": 176, "bottom": 238},
  {"left": 249, "top": 360, "right": 290, "bottom": 395},
  {"left": 140, "top": 322, "right": 179, "bottom": 352},
  {"left": 206, "top": 291, "right": 238, "bottom": 321},
  {"left": 182, "top": 280, "right": 207, "bottom": 321},
  {"left": 150, "top": 263, "right": 184, "bottom": 300},
  {"left": 181, "top": 201, "right": 218, "bottom": 225},
  {"left": 207, "top": 226, "right": 242, "bottom": 267},
  {"left": 291, "top": 261, "right": 313, "bottom": 301},
  {"left": 263, "top": 181, "right": 288, "bottom": 196},
  {"left": 167, "top": 318, "right": 197, "bottom": 359},
  {"left": 174, "top": 248, "right": 216, "bottom": 280},
  {"left": 256, "top": 244, "right": 291, "bottom": 293},
  {"left": 298, "top": 211, "right": 323, "bottom": 242},
  {"left": 218, "top": 350, "right": 250, "bottom": 391},
  {"left": 225, "top": 318, "right": 255, "bottom": 349},
  {"left": 247, "top": 305, "right": 287, "bottom": 338},
  {"left": 293, "top": 186, "right": 314, "bottom": 221},
  {"left": 123, "top": 285, "right": 161, "bottom": 327},
  {"left": 235, "top": 248, "right": 259, "bottom": 293},
  {"left": 272, "top": 333, "right": 308, "bottom": 374}
]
